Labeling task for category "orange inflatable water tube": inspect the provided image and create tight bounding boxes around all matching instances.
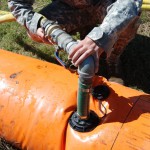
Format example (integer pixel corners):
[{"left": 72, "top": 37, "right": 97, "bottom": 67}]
[{"left": 0, "top": 49, "right": 149, "bottom": 150}]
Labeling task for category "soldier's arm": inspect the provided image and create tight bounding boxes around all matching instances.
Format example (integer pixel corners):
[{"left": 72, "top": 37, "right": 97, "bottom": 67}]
[
  {"left": 8, "top": 0, "right": 43, "bottom": 34},
  {"left": 87, "top": 0, "right": 142, "bottom": 54}
]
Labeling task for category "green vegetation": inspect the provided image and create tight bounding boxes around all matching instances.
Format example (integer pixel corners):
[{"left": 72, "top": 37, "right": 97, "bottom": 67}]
[{"left": 0, "top": 0, "right": 58, "bottom": 64}]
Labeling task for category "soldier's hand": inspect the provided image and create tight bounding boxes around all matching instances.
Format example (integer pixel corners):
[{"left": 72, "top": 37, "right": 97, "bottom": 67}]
[
  {"left": 36, "top": 28, "right": 44, "bottom": 38},
  {"left": 68, "top": 36, "right": 104, "bottom": 73},
  {"left": 27, "top": 27, "right": 51, "bottom": 44},
  {"left": 36, "top": 28, "right": 51, "bottom": 44}
]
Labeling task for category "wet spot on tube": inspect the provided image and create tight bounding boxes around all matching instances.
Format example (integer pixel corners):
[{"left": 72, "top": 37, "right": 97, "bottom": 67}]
[
  {"left": 0, "top": 105, "right": 4, "bottom": 111},
  {"left": 16, "top": 81, "right": 19, "bottom": 84},
  {"left": 10, "top": 71, "right": 22, "bottom": 79},
  {"left": 37, "top": 65, "right": 48, "bottom": 69},
  {"left": 10, "top": 73, "right": 17, "bottom": 79},
  {"left": 10, "top": 120, "right": 15, "bottom": 126},
  {"left": 37, "top": 65, "right": 43, "bottom": 69}
]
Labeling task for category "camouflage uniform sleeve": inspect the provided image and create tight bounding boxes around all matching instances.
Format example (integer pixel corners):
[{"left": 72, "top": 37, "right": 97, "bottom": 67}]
[
  {"left": 8, "top": 0, "right": 43, "bottom": 34},
  {"left": 87, "top": 0, "right": 142, "bottom": 53}
]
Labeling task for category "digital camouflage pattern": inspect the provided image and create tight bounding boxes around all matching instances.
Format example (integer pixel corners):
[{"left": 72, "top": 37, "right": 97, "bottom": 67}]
[
  {"left": 8, "top": 0, "right": 142, "bottom": 65},
  {"left": 61, "top": 0, "right": 92, "bottom": 8},
  {"left": 60, "top": 0, "right": 105, "bottom": 8}
]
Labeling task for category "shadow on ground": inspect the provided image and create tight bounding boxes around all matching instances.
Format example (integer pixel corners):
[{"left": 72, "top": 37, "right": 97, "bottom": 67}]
[
  {"left": 121, "top": 34, "right": 150, "bottom": 93},
  {"left": 15, "top": 37, "right": 59, "bottom": 65}
]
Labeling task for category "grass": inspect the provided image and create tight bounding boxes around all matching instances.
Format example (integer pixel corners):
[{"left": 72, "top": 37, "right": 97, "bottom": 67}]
[
  {"left": 0, "top": 0, "right": 58, "bottom": 63},
  {"left": 0, "top": 1, "right": 150, "bottom": 149}
]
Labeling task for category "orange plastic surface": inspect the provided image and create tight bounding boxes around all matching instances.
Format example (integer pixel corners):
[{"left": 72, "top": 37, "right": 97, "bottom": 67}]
[{"left": 0, "top": 49, "right": 149, "bottom": 150}]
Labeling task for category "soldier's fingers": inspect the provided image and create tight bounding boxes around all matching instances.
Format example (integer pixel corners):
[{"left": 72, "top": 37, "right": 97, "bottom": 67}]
[
  {"left": 74, "top": 49, "right": 93, "bottom": 66},
  {"left": 68, "top": 43, "right": 83, "bottom": 59},
  {"left": 37, "top": 28, "right": 44, "bottom": 38},
  {"left": 71, "top": 47, "right": 86, "bottom": 64},
  {"left": 94, "top": 52, "right": 100, "bottom": 73}
]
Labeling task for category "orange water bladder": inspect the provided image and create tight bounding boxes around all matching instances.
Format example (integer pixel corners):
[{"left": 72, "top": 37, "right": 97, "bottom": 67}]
[{"left": 0, "top": 49, "right": 149, "bottom": 150}]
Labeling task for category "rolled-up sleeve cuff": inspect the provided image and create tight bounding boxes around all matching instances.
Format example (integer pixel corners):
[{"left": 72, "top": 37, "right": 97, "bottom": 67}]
[{"left": 87, "top": 26, "right": 118, "bottom": 53}]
